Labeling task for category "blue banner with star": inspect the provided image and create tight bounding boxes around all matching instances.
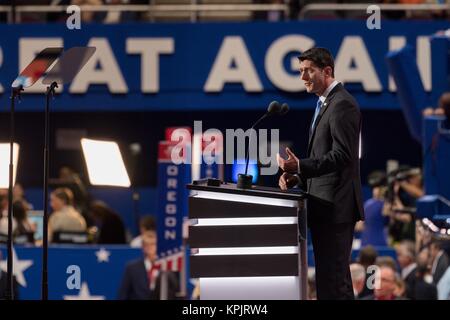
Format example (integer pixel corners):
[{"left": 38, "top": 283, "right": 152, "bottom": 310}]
[
  {"left": 0, "top": 245, "right": 396, "bottom": 299},
  {"left": 0, "top": 245, "right": 141, "bottom": 300}
]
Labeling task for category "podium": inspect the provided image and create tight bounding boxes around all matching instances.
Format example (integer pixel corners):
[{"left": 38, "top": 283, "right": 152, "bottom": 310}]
[{"left": 187, "top": 182, "right": 308, "bottom": 300}]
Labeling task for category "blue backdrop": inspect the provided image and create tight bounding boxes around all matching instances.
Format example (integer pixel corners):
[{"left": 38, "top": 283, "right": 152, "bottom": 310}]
[{"left": 0, "top": 21, "right": 448, "bottom": 112}]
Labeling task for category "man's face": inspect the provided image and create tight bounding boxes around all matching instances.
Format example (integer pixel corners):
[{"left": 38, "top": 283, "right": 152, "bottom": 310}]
[
  {"left": 429, "top": 244, "right": 439, "bottom": 259},
  {"left": 142, "top": 232, "right": 158, "bottom": 262},
  {"left": 396, "top": 248, "right": 411, "bottom": 269},
  {"left": 50, "top": 194, "right": 64, "bottom": 212},
  {"left": 299, "top": 59, "right": 328, "bottom": 95},
  {"left": 374, "top": 267, "right": 396, "bottom": 299}
]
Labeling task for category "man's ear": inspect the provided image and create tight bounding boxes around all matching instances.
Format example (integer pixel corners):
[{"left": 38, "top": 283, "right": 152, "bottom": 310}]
[{"left": 324, "top": 66, "right": 333, "bottom": 78}]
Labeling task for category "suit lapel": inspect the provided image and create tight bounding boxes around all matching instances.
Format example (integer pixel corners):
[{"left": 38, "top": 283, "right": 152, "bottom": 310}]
[
  {"left": 307, "top": 83, "right": 342, "bottom": 154},
  {"left": 139, "top": 260, "right": 151, "bottom": 293}
]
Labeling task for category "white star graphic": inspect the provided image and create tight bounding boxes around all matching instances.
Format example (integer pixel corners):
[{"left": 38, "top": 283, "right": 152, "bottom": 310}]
[
  {"left": 63, "top": 282, "right": 105, "bottom": 300},
  {"left": 0, "top": 248, "right": 33, "bottom": 287},
  {"left": 95, "top": 248, "right": 111, "bottom": 263}
]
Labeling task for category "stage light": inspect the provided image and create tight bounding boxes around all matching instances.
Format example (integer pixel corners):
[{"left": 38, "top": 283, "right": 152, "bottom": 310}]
[
  {"left": 81, "top": 138, "right": 130, "bottom": 187},
  {"left": 0, "top": 143, "right": 19, "bottom": 188}
]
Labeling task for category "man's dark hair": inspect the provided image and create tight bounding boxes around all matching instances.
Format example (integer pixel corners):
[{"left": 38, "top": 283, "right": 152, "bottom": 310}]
[
  {"left": 140, "top": 215, "right": 157, "bottom": 232},
  {"left": 358, "top": 245, "right": 378, "bottom": 267},
  {"left": 430, "top": 239, "right": 443, "bottom": 250},
  {"left": 298, "top": 47, "right": 335, "bottom": 77},
  {"left": 368, "top": 170, "right": 387, "bottom": 188}
]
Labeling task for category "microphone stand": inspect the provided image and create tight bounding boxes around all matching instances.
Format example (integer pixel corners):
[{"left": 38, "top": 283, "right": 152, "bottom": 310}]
[
  {"left": 237, "top": 112, "right": 269, "bottom": 189},
  {"left": 6, "top": 85, "right": 23, "bottom": 300},
  {"left": 42, "top": 81, "right": 58, "bottom": 300}
]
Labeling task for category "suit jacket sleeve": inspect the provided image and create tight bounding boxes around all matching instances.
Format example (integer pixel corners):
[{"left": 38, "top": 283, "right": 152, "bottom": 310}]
[
  {"left": 299, "top": 100, "right": 360, "bottom": 179},
  {"left": 118, "top": 265, "right": 132, "bottom": 300}
]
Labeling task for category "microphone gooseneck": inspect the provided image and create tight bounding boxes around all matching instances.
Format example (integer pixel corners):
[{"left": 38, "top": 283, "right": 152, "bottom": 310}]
[{"left": 238, "top": 101, "right": 289, "bottom": 189}]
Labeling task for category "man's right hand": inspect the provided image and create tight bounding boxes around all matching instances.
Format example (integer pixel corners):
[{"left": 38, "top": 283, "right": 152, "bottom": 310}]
[{"left": 278, "top": 172, "right": 299, "bottom": 190}]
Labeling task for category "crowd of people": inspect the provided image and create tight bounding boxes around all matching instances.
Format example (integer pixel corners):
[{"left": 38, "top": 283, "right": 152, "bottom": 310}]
[
  {"left": 1, "top": 1, "right": 448, "bottom": 23},
  {"left": 306, "top": 90, "right": 450, "bottom": 300},
  {"left": 0, "top": 164, "right": 169, "bottom": 300},
  {"left": 0, "top": 165, "right": 154, "bottom": 246}
]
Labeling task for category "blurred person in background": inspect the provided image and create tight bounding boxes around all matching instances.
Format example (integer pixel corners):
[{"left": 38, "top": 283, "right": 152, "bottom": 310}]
[
  {"left": 118, "top": 231, "right": 179, "bottom": 300},
  {"left": 396, "top": 168, "right": 424, "bottom": 207},
  {"left": 423, "top": 92, "right": 449, "bottom": 117},
  {"left": 429, "top": 240, "right": 449, "bottom": 285},
  {"left": 253, "top": 0, "right": 286, "bottom": 22},
  {"left": 350, "top": 263, "right": 366, "bottom": 299},
  {"left": 48, "top": 188, "right": 87, "bottom": 242},
  {"left": 394, "top": 273, "right": 408, "bottom": 299},
  {"left": 437, "top": 262, "right": 450, "bottom": 300},
  {"left": 103, "top": 0, "right": 149, "bottom": 23},
  {"left": 71, "top": 0, "right": 103, "bottom": 22},
  {"left": 358, "top": 171, "right": 389, "bottom": 247},
  {"left": 444, "top": 93, "right": 450, "bottom": 120},
  {"left": 0, "top": 195, "right": 35, "bottom": 243},
  {"left": 376, "top": 256, "right": 398, "bottom": 273},
  {"left": 13, "top": 183, "right": 33, "bottom": 210},
  {"left": 89, "top": 200, "right": 126, "bottom": 244},
  {"left": 414, "top": 253, "right": 438, "bottom": 300},
  {"left": 393, "top": 273, "right": 406, "bottom": 299},
  {"left": 361, "top": 265, "right": 403, "bottom": 300},
  {"left": 396, "top": 240, "right": 417, "bottom": 299},
  {"left": 12, "top": 200, "right": 36, "bottom": 244},
  {"left": 0, "top": 193, "right": 15, "bottom": 236},
  {"left": 56, "top": 166, "right": 90, "bottom": 220},
  {"left": 386, "top": 166, "right": 424, "bottom": 243},
  {"left": 396, "top": 239, "right": 437, "bottom": 299},
  {"left": 437, "top": 92, "right": 450, "bottom": 129},
  {"left": 130, "top": 215, "right": 157, "bottom": 248},
  {"left": 356, "top": 245, "right": 378, "bottom": 298}
]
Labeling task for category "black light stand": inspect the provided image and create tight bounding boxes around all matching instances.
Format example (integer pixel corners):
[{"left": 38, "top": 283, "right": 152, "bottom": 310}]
[
  {"left": 41, "top": 81, "right": 58, "bottom": 300},
  {"left": 6, "top": 85, "right": 23, "bottom": 300}
]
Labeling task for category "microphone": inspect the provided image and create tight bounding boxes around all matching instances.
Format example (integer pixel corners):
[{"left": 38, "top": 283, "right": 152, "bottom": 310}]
[
  {"left": 237, "top": 101, "right": 289, "bottom": 189},
  {"left": 280, "top": 103, "right": 289, "bottom": 115}
]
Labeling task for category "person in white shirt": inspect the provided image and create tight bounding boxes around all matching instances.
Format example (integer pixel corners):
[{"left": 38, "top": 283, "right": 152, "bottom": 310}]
[{"left": 48, "top": 188, "right": 87, "bottom": 243}]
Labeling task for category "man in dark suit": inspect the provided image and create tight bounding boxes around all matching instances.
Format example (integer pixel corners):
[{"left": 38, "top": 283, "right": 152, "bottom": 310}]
[
  {"left": 430, "top": 240, "right": 450, "bottom": 285},
  {"left": 278, "top": 47, "right": 364, "bottom": 300},
  {"left": 118, "top": 231, "right": 179, "bottom": 300},
  {"left": 396, "top": 240, "right": 417, "bottom": 299}
]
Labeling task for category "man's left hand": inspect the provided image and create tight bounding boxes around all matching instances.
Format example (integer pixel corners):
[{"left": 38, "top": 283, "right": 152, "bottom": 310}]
[{"left": 277, "top": 147, "right": 300, "bottom": 174}]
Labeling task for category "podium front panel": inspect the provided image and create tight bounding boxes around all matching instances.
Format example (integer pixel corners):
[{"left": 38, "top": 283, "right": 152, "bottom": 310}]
[
  {"left": 187, "top": 184, "right": 307, "bottom": 300},
  {"left": 189, "top": 224, "right": 298, "bottom": 247}
]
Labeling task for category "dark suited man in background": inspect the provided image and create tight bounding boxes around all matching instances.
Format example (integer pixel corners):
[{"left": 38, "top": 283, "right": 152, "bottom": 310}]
[
  {"left": 278, "top": 47, "right": 364, "bottom": 300},
  {"left": 118, "top": 231, "right": 179, "bottom": 300}
]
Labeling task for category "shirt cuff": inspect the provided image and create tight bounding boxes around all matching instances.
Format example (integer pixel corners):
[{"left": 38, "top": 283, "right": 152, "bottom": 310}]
[{"left": 297, "top": 159, "right": 301, "bottom": 175}]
